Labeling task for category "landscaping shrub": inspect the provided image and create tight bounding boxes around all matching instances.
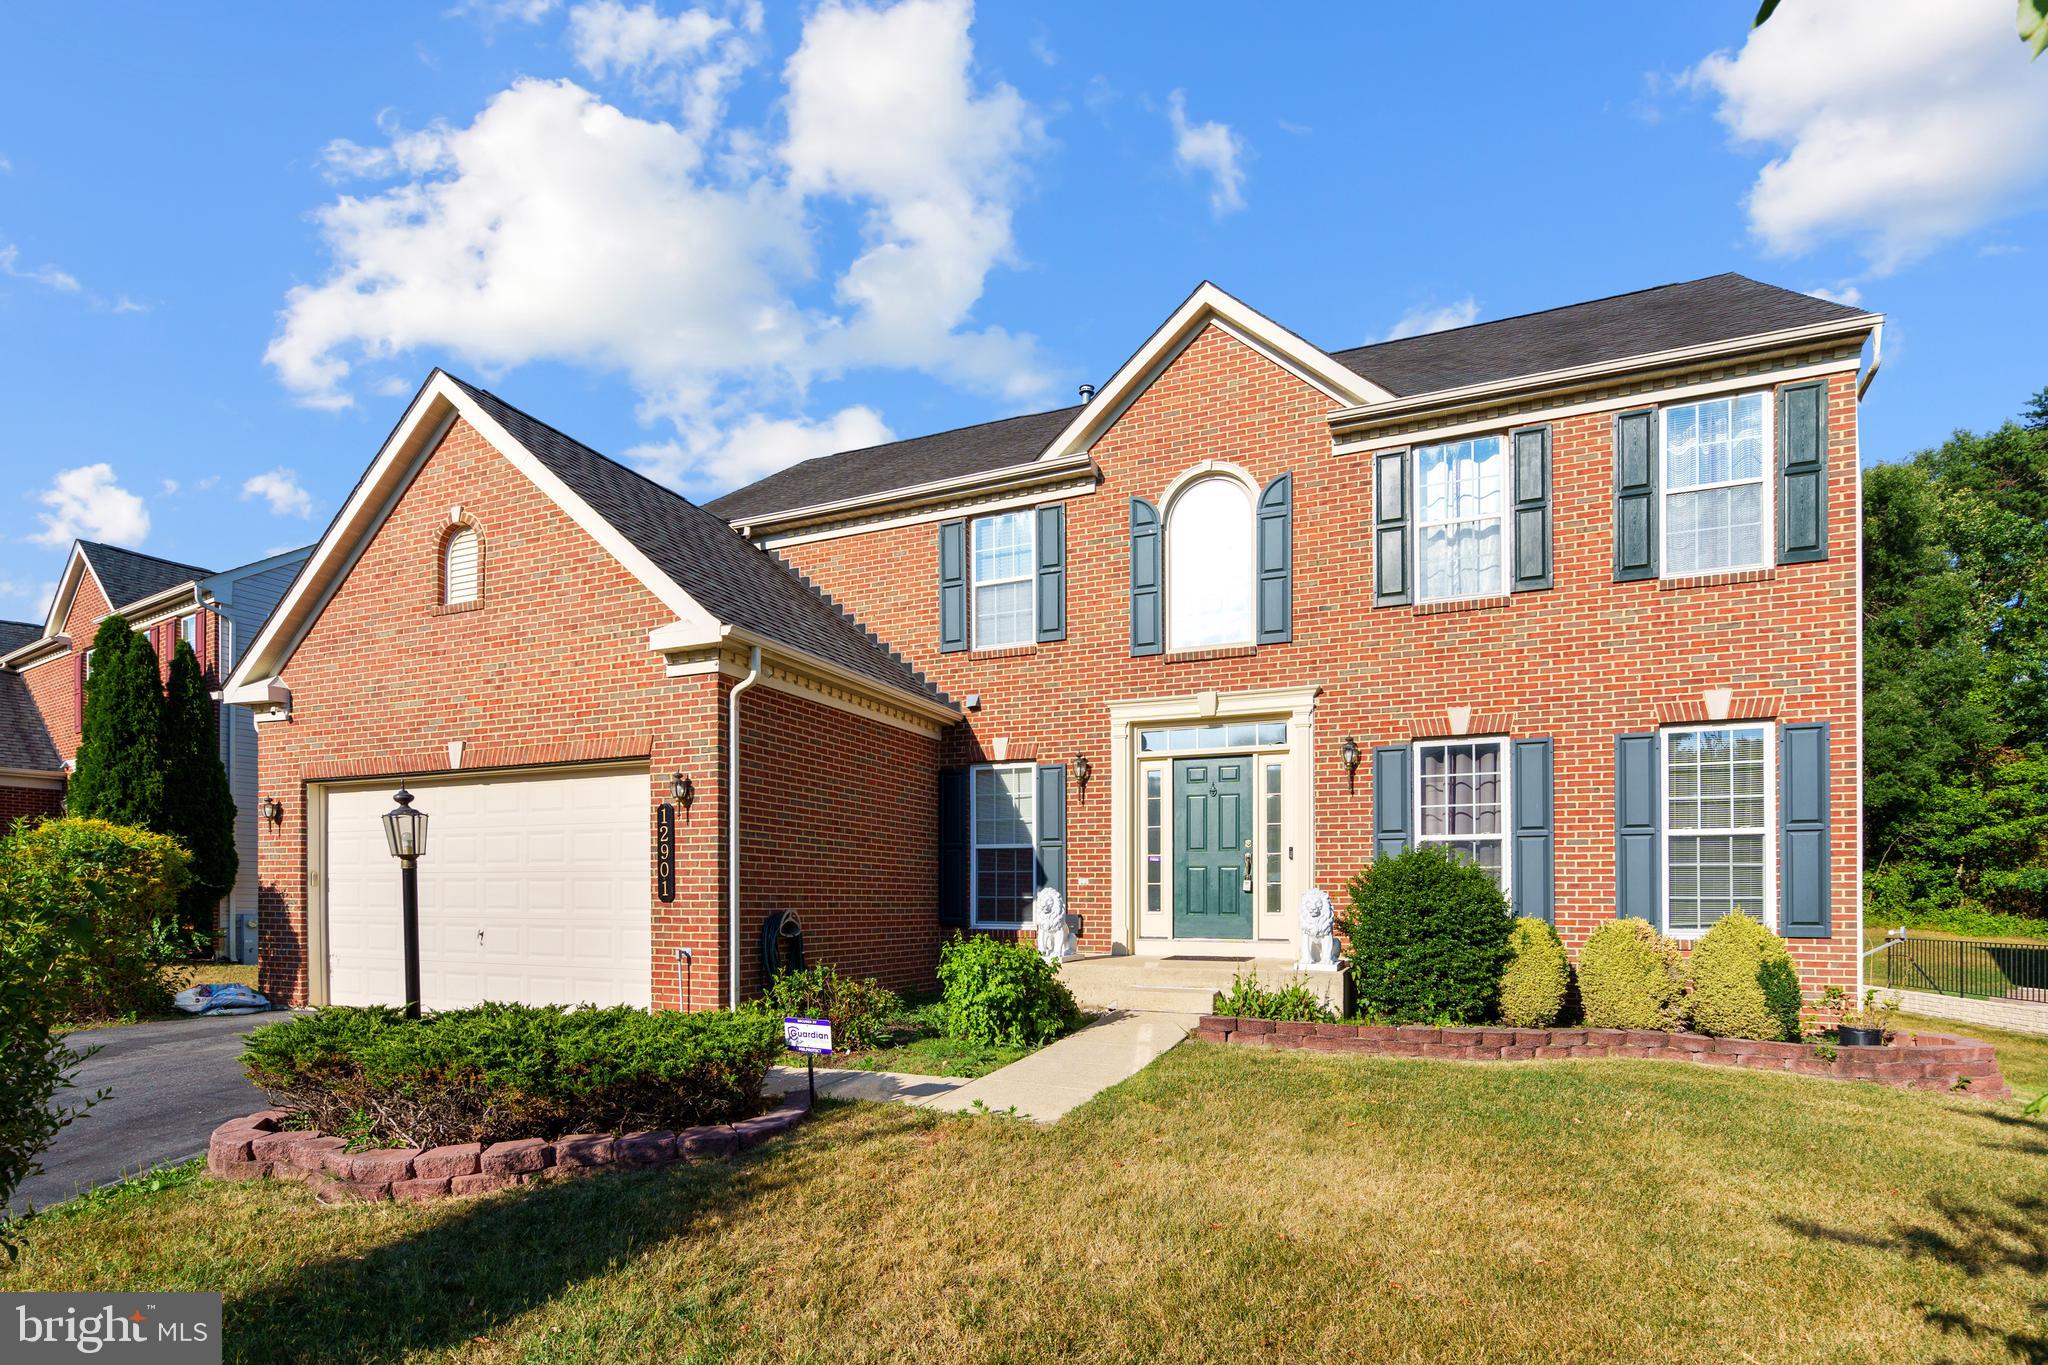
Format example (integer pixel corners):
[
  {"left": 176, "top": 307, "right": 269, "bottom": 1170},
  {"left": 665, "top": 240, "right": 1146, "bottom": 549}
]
[
  {"left": 761, "top": 964, "right": 901, "bottom": 1052},
  {"left": 1340, "top": 847, "right": 1513, "bottom": 1024},
  {"left": 0, "top": 818, "right": 193, "bottom": 1022},
  {"left": 936, "top": 934, "right": 1082, "bottom": 1047},
  {"left": 160, "top": 639, "right": 237, "bottom": 947},
  {"left": 0, "top": 877, "right": 105, "bottom": 1242},
  {"left": 1498, "top": 917, "right": 1572, "bottom": 1028},
  {"left": 1576, "top": 918, "right": 1685, "bottom": 1030},
  {"left": 1684, "top": 913, "right": 1803, "bottom": 1041},
  {"left": 65, "top": 616, "right": 165, "bottom": 832},
  {"left": 241, "top": 1003, "right": 783, "bottom": 1149},
  {"left": 1211, "top": 971, "right": 1334, "bottom": 1023}
]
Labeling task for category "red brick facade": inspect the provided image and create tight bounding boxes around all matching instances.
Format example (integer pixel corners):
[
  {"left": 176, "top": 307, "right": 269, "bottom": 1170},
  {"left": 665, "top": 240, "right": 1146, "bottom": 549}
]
[{"left": 0, "top": 782, "right": 63, "bottom": 830}]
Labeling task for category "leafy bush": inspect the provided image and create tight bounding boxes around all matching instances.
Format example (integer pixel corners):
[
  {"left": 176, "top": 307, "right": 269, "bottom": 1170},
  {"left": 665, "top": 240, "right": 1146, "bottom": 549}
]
[
  {"left": 0, "top": 877, "right": 105, "bottom": 1242},
  {"left": 0, "top": 818, "right": 193, "bottom": 1021},
  {"left": 761, "top": 964, "right": 901, "bottom": 1052},
  {"left": 241, "top": 1003, "right": 783, "bottom": 1149},
  {"left": 1577, "top": 918, "right": 1685, "bottom": 1030},
  {"left": 1684, "top": 913, "right": 1803, "bottom": 1041},
  {"left": 936, "top": 934, "right": 1082, "bottom": 1047},
  {"left": 160, "top": 639, "right": 237, "bottom": 946},
  {"left": 1498, "top": 918, "right": 1572, "bottom": 1028},
  {"left": 1340, "top": 847, "right": 1513, "bottom": 1024},
  {"left": 1212, "top": 971, "right": 1334, "bottom": 1023}
]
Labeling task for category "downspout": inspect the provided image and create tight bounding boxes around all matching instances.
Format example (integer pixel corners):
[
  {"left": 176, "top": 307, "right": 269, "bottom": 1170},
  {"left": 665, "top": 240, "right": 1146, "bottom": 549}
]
[{"left": 727, "top": 645, "right": 763, "bottom": 1010}]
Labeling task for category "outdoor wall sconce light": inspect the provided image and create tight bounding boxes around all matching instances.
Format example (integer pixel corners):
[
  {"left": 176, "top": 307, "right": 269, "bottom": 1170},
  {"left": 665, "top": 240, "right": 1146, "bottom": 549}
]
[
  {"left": 671, "top": 773, "right": 695, "bottom": 810},
  {"left": 1341, "top": 736, "right": 1361, "bottom": 791},
  {"left": 1072, "top": 753, "right": 1092, "bottom": 790},
  {"left": 259, "top": 795, "right": 284, "bottom": 827}
]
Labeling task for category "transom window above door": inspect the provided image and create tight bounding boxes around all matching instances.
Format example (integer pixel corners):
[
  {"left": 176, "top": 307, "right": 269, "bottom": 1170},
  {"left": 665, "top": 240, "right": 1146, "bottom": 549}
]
[
  {"left": 1415, "top": 738, "right": 1507, "bottom": 889},
  {"left": 1137, "top": 720, "right": 1288, "bottom": 753},
  {"left": 971, "top": 512, "right": 1035, "bottom": 649},
  {"left": 1414, "top": 436, "right": 1506, "bottom": 602},
  {"left": 1663, "top": 393, "right": 1768, "bottom": 576},
  {"left": 1166, "top": 477, "right": 1254, "bottom": 650}
]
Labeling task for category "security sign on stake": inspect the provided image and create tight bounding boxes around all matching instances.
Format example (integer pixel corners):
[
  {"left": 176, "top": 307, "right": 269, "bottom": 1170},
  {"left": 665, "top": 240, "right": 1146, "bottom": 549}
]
[{"left": 783, "top": 1017, "right": 833, "bottom": 1056}]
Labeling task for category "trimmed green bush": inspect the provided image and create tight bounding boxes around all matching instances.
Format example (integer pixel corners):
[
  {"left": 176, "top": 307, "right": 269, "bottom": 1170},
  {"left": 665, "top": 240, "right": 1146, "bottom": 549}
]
[
  {"left": 936, "top": 934, "right": 1082, "bottom": 1047},
  {"left": 1340, "top": 847, "right": 1513, "bottom": 1024},
  {"left": 160, "top": 638, "right": 237, "bottom": 947},
  {"left": 1498, "top": 917, "right": 1571, "bottom": 1028},
  {"left": 1576, "top": 918, "right": 1685, "bottom": 1030},
  {"left": 0, "top": 818, "right": 193, "bottom": 1022},
  {"left": 1684, "top": 913, "right": 1803, "bottom": 1041},
  {"left": 66, "top": 616, "right": 164, "bottom": 831},
  {"left": 241, "top": 1003, "right": 783, "bottom": 1149},
  {"left": 761, "top": 964, "right": 901, "bottom": 1052},
  {"left": 1212, "top": 971, "right": 1334, "bottom": 1023}
]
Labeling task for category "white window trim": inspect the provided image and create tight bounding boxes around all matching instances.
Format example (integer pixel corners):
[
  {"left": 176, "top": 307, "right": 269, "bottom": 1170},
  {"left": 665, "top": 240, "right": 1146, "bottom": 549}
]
[
  {"left": 82, "top": 648, "right": 94, "bottom": 681},
  {"left": 1164, "top": 471, "right": 1258, "bottom": 652},
  {"left": 179, "top": 614, "right": 198, "bottom": 651},
  {"left": 969, "top": 761, "right": 1037, "bottom": 930},
  {"left": 1657, "top": 392, "right": 1775, "bottom": 579},
  {"left": 1412, "top": 435, "right": 1513, "bottom": 605},
  {"left": 1412, "top": 736, "right": 1512, "bottom": 896},
  {"left": 444, "top": 524, "right": 482, "bottom": 606},
  {"left": 969, "top": 512, "right": 1036, "bottom": 650},
  {"left": 1660, "top": 721, "right": 1777, "bottom": 940}
]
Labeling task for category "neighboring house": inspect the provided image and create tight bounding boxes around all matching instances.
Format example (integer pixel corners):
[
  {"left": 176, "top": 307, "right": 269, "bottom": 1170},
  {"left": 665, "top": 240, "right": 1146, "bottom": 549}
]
[
  {"left": 1, "top": 540, "right": 314, "bottom": 959},
  {"left": 227, "top": 271, "right": 1876, "bottom": 1012}
]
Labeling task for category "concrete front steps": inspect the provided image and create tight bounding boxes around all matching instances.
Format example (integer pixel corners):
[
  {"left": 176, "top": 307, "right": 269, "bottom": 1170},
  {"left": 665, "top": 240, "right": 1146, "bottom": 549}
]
[{"left": 1058, "top": 952, "right": 1340, "bottom": 1015}]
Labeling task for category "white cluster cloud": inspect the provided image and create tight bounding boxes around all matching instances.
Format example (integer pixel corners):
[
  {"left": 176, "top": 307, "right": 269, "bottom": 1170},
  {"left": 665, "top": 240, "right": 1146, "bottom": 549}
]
[
  {"left": 0, "top": 577, "right": 55, "bottom": 616},
  {"left": 1686, "top": 0, "right": 2048, "bottom": 272},
  {"left": 269, "top": 0, "right": 1052, "bottom": 497},
  {"left": 1167, "top": 90, "right": 1245, "bottom": 217},
  {"left": 1383, "top": 297, "right": 1479, "bottom": 341},
  {"left": 242, "top": 468, "right": 315, "bottom": 519},
  {"left": 0, "top": 243, "right": 80, "bottom": 293},
  {"left": 31, "top": 464, "right": 150, "bottom": 548}
]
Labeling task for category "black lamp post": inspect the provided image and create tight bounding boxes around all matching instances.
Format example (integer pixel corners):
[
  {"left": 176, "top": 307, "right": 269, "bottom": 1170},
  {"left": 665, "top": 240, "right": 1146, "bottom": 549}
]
[{"left": 381, "top": 785, "right": 429, "bottom": 1019}]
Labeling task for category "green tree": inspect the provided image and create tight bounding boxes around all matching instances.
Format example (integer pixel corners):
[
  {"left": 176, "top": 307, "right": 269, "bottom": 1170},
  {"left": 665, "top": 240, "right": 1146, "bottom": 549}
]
[
  {"left": 160, "top": 639, "right": 237, "bottom": 945},
  {"left": 65, "top": 616, "right": 165, "bottom": 829}
]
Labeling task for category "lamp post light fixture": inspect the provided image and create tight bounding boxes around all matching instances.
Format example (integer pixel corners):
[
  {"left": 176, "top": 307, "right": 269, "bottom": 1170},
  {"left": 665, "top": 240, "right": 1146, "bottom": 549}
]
[
  {"left": 1341, "top": 736, "right": 1361, "bottom": 792},
  {"left": 381, "top": 785, "right": 430, "bottom": 1019}
]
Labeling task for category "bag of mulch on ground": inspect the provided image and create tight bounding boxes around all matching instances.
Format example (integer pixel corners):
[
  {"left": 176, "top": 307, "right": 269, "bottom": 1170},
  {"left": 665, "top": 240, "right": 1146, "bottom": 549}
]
[{"left": 173, "top": 983, "right": 271, "bottom": 1015}]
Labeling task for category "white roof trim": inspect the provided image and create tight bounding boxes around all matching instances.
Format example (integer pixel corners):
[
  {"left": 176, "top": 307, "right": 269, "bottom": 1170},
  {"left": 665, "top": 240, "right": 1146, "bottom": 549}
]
[
  {"left": 39, "top": 543, "right": 109, "bottom": 641},
  {"left": 1036, "top": 282, "right": 1394, "bottom": 463},
  {"left": 225, "top": 371, "right": 723, "bottom": 704}
]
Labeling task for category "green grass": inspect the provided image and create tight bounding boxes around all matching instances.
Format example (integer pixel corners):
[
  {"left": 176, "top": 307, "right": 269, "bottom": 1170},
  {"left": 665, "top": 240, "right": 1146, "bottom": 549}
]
[
  {"left": 1897, "top": 1011, "right": 2048, "bottom": 1106},
  {"left": 813, "top": 999, "right": 1036, "bottom": 1079},
  {"left": 5, "top": 1043, "right": 2045, "bottom": 1362}
]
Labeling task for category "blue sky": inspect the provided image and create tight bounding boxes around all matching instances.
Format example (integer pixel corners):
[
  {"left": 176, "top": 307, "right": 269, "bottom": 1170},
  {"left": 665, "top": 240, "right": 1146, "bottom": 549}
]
[{"left": 1, "top": 0, "right": 2044, "bottom": 621}]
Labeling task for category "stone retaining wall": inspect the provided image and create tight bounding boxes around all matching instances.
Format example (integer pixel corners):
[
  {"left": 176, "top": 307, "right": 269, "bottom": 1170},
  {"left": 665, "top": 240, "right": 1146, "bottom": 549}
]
[
  {"left": 1194, "top": 1018, "right": 2012, "bottom": 1101},
  {"left": 205, "top": 1094, "right": 811, "bottom": 1205}
]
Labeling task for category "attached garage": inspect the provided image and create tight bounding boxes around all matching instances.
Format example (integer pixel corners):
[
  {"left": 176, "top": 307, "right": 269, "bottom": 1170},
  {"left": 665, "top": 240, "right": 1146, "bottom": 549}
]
[{"left": 319, "top": 767, "right": 652, "bottom": 1010}]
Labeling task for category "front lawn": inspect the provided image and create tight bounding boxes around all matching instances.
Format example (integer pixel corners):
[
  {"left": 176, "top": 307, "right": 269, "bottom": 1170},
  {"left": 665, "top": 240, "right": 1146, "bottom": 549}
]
[{"left": 5, "top": 1044, "right": 2043, "bottom": 1361}]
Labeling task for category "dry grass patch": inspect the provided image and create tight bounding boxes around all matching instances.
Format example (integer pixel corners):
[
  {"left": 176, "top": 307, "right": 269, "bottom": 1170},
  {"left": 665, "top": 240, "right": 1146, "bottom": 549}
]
[{"left": 4, "top": 1045, "right": 2044, "bottom": 1362}]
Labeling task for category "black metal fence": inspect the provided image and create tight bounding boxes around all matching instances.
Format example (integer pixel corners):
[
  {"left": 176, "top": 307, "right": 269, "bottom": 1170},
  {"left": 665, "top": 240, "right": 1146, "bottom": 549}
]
[{"left": 1873, "top": 932, "right": 2048, "bottom": 1003}]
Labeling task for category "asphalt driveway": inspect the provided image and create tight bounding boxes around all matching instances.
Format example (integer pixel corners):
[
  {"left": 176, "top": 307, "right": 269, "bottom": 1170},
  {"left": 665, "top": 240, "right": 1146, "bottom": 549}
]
[{"left": 13, "top": 1013, "right": 277, "bottom": 1214}]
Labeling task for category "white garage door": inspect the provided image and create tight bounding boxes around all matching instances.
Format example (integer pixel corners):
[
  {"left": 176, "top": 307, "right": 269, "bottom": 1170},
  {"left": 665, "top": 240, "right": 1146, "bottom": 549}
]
[{"left": 323, "top": 768, "right": 651, "bottom": 1010}]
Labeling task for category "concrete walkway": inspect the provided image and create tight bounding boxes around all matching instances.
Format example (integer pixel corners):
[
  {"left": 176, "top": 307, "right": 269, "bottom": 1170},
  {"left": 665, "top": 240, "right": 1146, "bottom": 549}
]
[
  {"left": 922, "top": 1010, "right": 1197, "bottom": 1122},
  {"left": 763, "top": 1064, "right": 972, "bottom": 1107}
]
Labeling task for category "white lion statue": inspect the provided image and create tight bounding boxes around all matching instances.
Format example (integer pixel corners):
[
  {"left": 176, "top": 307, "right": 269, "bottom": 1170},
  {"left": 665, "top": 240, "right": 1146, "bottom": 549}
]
[
  {"left": 1296, "top": 888, "right": 1340, "bottom": 969},
  {"left": 1033, "top": 886, "right": 1077, "bottom": 961}
]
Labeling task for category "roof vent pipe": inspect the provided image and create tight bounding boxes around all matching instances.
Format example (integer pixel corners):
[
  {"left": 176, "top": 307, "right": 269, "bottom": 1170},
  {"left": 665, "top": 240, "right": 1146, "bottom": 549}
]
[{"left": 1078, "top": 383, "right": 1096, "bottom": 402}]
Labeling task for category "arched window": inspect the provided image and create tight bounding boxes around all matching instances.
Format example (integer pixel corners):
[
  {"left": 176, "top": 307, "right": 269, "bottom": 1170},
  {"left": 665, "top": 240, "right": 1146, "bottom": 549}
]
[
  {"left": 442, "top": 524, "right": 481, "bottom": 605},
  {"left": 1166, "top": 476, "right": 1253, "bottom": 650}
]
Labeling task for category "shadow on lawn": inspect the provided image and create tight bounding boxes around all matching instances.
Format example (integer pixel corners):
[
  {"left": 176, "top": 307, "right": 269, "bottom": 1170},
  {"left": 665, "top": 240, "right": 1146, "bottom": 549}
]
[{"left": 223, "top": 1103, "right": 862, "bottom": 1364}]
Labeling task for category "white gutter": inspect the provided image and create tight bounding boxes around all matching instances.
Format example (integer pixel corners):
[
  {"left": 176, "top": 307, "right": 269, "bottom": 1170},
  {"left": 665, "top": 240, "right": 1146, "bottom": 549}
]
[
  {"left": 1857, "top": 321, "right": 1883, "bottom": 399},
  {"left": 727, "top": 645, "right": 763, "bottom": 1010}
]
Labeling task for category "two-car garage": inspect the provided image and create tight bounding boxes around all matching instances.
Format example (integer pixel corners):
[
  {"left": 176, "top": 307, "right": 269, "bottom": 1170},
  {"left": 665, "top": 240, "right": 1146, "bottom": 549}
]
[{"left": 318, "top": 767, "right": 652, "bottom": 1010}]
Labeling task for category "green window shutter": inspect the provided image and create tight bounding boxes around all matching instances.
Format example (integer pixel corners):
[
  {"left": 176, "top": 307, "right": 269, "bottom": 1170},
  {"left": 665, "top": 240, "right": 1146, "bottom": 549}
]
[
  {"left": 1374, "top": 450, "right": 1411, "bottom": 607},
  {"left": 1035, "top": 763, "right": 1067, "bottom": 902},
  {"left": 938, "top": 768, "right": 969, "bottom": 930},
  {"left": 1777, "top": 381, "right": 1828, "bottom": 565},
  {"left": 1511, "top": 425, "right": 1553, "bottom": 592},
  {"left": 1613, "top": 409, "right": 1658, "bottom": 582},
  {"left": 1779, "top": 722, "right": 1831, "bottom": 938},
  {"left": 1615, "top": 732, "right": 1661, "bottom": 928},
  {"left": 939, "top": 519, "right": 968, "bottom": 653},
  {"left": 1373, "top": 744, "right": 1412, "bottom": 859},
  {"left": 1036, "top": 503, "right": 1067, "bottom": 643},
  {"left": 1130, "top": 497, "right": 1162, "bottom": 656},
  {"left": 1511, "top": 738, "right": 1555, "bottom": 923},
  {"left": 1256, "top": 473, "right": 1292, "bottom": 644}
]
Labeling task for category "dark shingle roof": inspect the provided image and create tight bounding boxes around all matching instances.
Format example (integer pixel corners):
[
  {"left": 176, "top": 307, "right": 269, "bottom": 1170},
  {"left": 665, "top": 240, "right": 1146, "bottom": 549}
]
[
  {"left": 447, "top": 377, "right": 947, "bottom": 708},
  {"left": 0, "top": 671, "right": 61, "bottom": 773},
  {"left": 1330, "top": 273, "right": 1869, "bottom": 397},
  {"left": 79, "top": 541, "right": 213, "bottom": 610},
  {"left": 705, "top": 405, "right": 1081, "bottom": 523},
  {"left": 0, "top": 620, "right": 40, "bottom": 656}
]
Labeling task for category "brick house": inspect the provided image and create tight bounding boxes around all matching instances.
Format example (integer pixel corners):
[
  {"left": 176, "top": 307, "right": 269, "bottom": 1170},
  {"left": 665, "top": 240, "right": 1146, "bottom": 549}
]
[
  {"left": 1, "top": 540, "right": 312, "bottom": 958},
  {"left": 227, "top": 272, "right": 1878, "bottom": 1010}
]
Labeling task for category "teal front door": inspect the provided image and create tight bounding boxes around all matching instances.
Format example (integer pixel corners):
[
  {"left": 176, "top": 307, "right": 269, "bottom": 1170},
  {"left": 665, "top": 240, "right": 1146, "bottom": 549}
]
[{"left": 1173, "top": 757, "right": 1253, "bottom": 940}]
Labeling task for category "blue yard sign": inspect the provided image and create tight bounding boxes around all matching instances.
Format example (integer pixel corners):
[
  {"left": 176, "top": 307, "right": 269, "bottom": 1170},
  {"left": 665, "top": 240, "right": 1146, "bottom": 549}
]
[{"left": 784, "top": 1016, "right": 833, "bottom": 1056}]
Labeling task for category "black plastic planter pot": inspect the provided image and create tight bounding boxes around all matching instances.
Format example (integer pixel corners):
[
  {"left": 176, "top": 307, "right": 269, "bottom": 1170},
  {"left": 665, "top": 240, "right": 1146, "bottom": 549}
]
[{"left": 1837, "top": 1026, "right": 1885, "bottom": 1048}]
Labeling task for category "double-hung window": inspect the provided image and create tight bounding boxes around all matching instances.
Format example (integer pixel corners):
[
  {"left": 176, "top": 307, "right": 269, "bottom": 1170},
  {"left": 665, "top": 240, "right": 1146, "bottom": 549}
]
[
  {"left": 971, "top": 512, "right": 1035, "bottom": 649},
  {"left": 1414, "top": 436, "right": 1506, "bottom": 602},
  {"left": 1665, "top": 724, "right": 1772, "bottom": 935},
  {"left": 179, "top": 614, "right": 198, "bottom": 651},
  {"left": 1415, "top": 738, "right": 1508, "bottom": 889},
  {"left": 1662, "top": 393, "right": 1769, "bottom": 575},
  {"left": 970, "top": 764, "right": 1036, "bottom": 927}
]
